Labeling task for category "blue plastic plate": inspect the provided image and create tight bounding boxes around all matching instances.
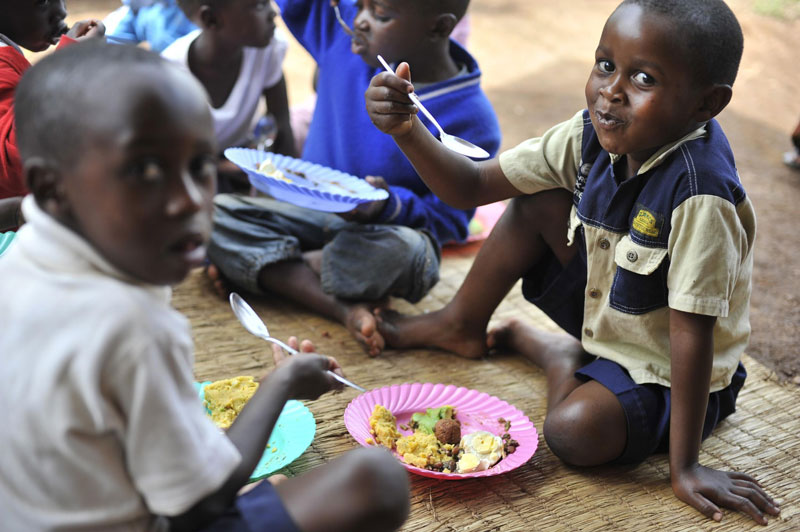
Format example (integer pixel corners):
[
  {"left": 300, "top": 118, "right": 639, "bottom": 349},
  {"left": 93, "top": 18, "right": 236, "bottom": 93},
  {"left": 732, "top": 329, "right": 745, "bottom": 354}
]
[
  {"left": 224, "top": 148, "right": 389, "bottom": 213},
  {"left": 194, "top": 381, "right": 316, "bottom": 482},
  {"left": 0, "top": 231, "right": 16, "bottom": 257}
]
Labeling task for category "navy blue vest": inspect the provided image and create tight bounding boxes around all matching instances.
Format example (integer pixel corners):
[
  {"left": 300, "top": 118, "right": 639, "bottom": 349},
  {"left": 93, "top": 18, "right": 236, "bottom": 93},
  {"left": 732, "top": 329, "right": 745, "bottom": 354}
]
[{"left": 574, "top": 110, "right": 747, "bottom": 315}]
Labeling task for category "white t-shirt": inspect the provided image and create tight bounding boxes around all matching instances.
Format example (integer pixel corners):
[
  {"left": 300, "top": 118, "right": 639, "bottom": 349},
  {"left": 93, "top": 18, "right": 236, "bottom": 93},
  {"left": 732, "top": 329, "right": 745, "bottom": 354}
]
[
  {"left": 162, "top": 29, "right": 288, "bottom": 149},
  {"left": 0, "top": 197, "right": 241, "bottom": 531}
]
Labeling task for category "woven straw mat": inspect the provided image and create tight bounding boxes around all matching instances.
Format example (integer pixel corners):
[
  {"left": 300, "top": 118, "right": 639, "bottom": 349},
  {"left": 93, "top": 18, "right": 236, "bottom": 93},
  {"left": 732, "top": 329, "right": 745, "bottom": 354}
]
[{"left": 174, "top": 252, "right": 799, "bottom": 532}]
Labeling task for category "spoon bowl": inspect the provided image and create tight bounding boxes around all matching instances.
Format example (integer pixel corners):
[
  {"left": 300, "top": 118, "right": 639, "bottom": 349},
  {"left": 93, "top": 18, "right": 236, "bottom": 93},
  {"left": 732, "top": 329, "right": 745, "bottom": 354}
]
[
  {"left": 229, "top": 293, "right": 366, "bottom": 392},
  {"left": 377, "top": 55, "right": 490, "bottom": 159}
]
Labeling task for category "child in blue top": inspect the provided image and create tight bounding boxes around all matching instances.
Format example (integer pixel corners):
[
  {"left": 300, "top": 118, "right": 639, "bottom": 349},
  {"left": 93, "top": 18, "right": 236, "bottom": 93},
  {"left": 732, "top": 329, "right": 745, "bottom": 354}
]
[
  {"left": 207, "top": 0, "right": 500, "bottom": 356},
  {"left": 366, "top": 0, "right": 781, "bottom": 525},
  {"left": 104, "top": 0, "right": 196, "bottom": 52}
]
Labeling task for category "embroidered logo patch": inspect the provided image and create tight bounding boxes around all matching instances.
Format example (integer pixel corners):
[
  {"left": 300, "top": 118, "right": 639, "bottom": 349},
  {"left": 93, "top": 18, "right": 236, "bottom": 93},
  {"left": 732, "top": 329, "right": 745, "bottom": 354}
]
[{"left": 631, "top": 206, "right": 662, "bottom": 238}]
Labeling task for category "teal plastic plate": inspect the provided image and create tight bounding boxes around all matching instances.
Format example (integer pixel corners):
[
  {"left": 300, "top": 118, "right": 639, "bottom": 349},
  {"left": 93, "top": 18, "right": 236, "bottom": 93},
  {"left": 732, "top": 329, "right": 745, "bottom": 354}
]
[
  {"left": 194, "top": 381, "right": 316, "bottom": 482},
  {"left": 0, "top": 231, "right": 16, "bottom": 257}
]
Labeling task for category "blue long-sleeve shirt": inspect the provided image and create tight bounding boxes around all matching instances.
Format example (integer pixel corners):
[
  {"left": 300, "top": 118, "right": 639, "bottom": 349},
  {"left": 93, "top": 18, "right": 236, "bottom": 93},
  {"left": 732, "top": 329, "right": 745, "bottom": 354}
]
[
  {"left": 275, "top": 0, "right": 501, "bottom": 245},
  {"left": 107, "top": 0, "right": 196, "bottom": 52}
]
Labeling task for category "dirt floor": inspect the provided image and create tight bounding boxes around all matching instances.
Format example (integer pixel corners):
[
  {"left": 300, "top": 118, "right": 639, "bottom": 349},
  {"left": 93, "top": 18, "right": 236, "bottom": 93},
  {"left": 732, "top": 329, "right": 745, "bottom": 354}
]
[{"left": 64, "top": 0, "right": 800, "bottom": 383}]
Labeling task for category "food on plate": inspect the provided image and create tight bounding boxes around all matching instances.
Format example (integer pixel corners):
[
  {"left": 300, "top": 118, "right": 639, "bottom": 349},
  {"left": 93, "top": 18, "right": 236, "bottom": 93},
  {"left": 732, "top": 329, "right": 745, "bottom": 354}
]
[
  {"left": 456, "top": 431, "right": 505, "bottom": 473},
  {"left": 368, "top": 404, "right": 402, "bottom": 447},
  {"left": 367, "top": 404, "right": 514, "bottom": 474},
  {"left": 203, "top": 376, "right": 259, "bottom": 429},
  {"left": 410, "top": 405, "right": 454, "bottom": 433},
  {"left": 256, "top": 159, "right": 293, "bottom": 183},
  {"left": 434, "top": 418, "right": 461, "bottom": 445}
]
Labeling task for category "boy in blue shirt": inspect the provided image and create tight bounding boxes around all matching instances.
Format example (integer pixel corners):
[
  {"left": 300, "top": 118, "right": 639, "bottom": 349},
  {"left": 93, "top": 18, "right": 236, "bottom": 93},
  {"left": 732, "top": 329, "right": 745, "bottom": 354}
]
[
  {"left": 104, "top": 0, "right": 196, "bottom": 52},
  {"left": 0, "top": 42, "right": 408, "bottom": 532},
  {"left": 366, "top": 0, "right": 781, "bottom": 525},
  {"left": 207, "top": 0, "right": 501, "bottom": 356}
]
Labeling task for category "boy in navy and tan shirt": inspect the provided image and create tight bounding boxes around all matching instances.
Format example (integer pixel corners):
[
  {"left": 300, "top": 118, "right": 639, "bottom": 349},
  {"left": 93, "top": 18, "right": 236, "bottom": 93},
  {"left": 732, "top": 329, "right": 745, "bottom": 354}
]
[{"left": 366, "top": 0, "right": 781, "bottom": 525}]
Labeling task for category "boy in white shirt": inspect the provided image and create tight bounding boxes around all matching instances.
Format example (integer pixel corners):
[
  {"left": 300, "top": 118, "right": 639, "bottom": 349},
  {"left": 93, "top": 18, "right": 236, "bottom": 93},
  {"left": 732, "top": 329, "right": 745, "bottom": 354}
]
[
  {"left": 162, "top": 0, "right": 296, "bottom": 191},
  {"left": 0, "top": 42, "right": 408, "bottom": 532}
]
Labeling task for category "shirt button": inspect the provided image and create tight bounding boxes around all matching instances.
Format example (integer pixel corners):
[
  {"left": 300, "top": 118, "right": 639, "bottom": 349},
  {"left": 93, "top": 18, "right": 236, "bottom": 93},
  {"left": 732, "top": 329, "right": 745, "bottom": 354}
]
[
  {"left": 598, "top": 238, "right": 610, "bottom": 250},
  {"left": 588, "top": 288, "right": 601, "bottom": 299},
  {"left": 626, "top": 250, "right": 638, "bottom": 262},
  {"left": 584, "top": 328, "right": 594, "bottom": 338}
]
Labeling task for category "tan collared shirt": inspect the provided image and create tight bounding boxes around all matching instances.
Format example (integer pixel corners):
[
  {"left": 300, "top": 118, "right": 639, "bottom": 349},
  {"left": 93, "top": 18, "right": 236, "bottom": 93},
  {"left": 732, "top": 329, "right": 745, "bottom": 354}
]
[{"left": 499, "top": 111, "right": 755, "bottom": 391}]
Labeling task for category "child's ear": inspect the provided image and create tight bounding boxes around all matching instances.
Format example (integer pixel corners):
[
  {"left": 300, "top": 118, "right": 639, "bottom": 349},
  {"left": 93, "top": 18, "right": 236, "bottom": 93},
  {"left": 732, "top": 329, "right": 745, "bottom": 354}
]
[
  {"left": 198, "top": 5, "right": 220, "bottom": 30},
  {"left": 25, "top": 157, "right": 71, "bottom": 219},
  {"left": 693, "top": 84, "right": 733, "bottom": 123},
  {"left": 431, "top": 13, "right": 458, "bottom": 40}
]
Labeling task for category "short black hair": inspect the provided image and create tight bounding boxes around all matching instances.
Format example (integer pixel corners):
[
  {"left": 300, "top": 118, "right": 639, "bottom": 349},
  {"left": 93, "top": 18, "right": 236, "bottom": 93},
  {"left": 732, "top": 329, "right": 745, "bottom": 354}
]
[
  {"left": 620, "top": 0, "right": 743, "bottom": 87},
  {"left": 429, "top": 0, "right": 470, "bottom": 22},
  {"left": 176, "top": 0, "right": 224, "bottom": 19},
  {"left": 15, "top": 42, "right": 168, "bottom": 168}
]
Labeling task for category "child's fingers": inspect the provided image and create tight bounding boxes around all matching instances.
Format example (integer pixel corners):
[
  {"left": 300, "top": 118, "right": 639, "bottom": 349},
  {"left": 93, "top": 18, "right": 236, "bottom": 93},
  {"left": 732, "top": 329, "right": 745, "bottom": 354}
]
[
  {"left": 730, "top": 477, "right": 780, "bottom": 515},
  {"left": 718, "top": 492, "right": 768, "bottom": 525},
  {"left": 731, "top": 476, "right": 778, "bottom": 507},
  {"left": 271, "top": 342, "right": 287, "bottom": 365},
  {"left": 731, "top": 485, "right": 780, "bottom": 516},
  {"left": 364, "top": 176, "right": 389, "bottom": 190},
  {"left": 325, "top": 355, "right": 343, "bottom": 375},
  {"left": 395, "top": 61, "right": 412, "bottom": 83},
  {"left": 688, "top": 492, "right": 724, "bottom": 522},
  {"left": 374, "top": 71, "right": 414, "bottom": 94},
  {"left": 299, "top": 339, "right": 315, "bottom": 353}
]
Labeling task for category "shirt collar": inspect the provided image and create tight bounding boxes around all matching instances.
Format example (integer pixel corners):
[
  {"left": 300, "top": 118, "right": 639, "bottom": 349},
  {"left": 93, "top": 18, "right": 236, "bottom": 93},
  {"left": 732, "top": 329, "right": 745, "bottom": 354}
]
[
  {"left": 18, "top": 195, "right": 172, "bottom": 303},
  {"left": 608, "top": 123, "right": 708, "bottom": 176},
  {"left": 0, "top": 33, "right": 23, "bottom": 54}
]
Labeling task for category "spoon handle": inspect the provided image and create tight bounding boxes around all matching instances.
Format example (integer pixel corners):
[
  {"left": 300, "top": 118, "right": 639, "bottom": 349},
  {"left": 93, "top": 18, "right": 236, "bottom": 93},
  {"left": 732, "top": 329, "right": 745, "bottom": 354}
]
[
  {"left": 376, "top": 55, "right": 446, "bottom": 137},
  {"left": 262, "top": 334, "right": 300, "bottom": 356},
  {"left": 332, "top": 4, "right": 355, "bottom": 36},
  {"left": 262, "top": 335, "right": 366, "bottom": 392}
]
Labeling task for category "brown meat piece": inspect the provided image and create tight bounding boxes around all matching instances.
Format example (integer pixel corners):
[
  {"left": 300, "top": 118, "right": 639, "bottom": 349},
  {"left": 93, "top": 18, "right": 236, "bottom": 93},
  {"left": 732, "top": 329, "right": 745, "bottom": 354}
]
[{"left": 434, "top": 418, "right": 461, "bottom": 445}]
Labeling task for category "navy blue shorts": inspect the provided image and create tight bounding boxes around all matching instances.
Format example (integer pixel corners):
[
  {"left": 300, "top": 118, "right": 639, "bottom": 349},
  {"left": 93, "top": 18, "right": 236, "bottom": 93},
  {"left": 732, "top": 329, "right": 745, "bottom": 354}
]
[
  {"left": 521, "top": 229, "right": 587, "bottom": 340},
  {"left": 521, "top": 230, "right": 747, "bottom": 464},
  {"left": 199, "top": 480, "right": 299, "bottom": 532},
  {"left": 576, "top": 358, "right": 747, "bottom": 464}
]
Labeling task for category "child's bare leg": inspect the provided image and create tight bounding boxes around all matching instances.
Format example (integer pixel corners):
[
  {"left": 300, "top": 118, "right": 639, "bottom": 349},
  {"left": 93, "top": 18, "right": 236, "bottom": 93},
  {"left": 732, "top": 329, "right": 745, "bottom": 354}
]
[
  {"left": 488, "top": 319, "right": 591, "bottom": 407},
  {"left": 258, "top": 258, "right": 385, "bottom": 356},
  {"left": 489, "top": 319, "right": 626, "bottom": 465},
  {"left": 378, "top": 189, "right": 576, "bottom": 358},
  {"left": 276, "top": 447, "right": 409, "bottom": 532}
]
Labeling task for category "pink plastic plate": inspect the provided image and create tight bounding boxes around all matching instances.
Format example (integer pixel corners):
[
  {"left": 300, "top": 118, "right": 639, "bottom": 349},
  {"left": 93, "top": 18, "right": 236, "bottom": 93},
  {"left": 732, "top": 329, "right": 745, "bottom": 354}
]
[{"left": 344, "top": 383, "right": 538, "bottom": 479}]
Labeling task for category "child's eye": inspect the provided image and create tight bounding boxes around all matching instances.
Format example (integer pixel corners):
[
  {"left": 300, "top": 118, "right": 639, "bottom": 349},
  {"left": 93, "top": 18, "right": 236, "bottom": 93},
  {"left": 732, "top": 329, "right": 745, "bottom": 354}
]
[
  {"left": 597, "top": 60, "right": 615, "bottom": 74},
  {"left": 191, "top": 156, "right": 217, "bottom": 182},
  {"left": 127, "top": 159, "right": 165, "bottom": 184},
  {"left": 632, "top": 71, "right": 656, "bottom": 86}
]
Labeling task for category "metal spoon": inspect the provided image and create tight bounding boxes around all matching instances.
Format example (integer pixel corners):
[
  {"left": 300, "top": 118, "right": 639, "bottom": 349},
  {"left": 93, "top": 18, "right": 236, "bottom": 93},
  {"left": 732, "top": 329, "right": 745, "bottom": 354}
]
[
  {"left": 229, "top": 292, "right": 366, "bottom": 392},
  {"left": 331, "top": 2, "right": 355, "bottom": 36},
  {"left": 376, "top": 55, "right": 490, "bottom": 159}
]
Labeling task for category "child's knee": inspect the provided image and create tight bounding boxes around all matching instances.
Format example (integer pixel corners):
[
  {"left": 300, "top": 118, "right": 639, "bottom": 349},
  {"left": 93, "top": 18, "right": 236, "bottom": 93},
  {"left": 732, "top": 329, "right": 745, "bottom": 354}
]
[
  {"left": 542, "top": 402, "right": 602, "bottom": 466},
  {"left": 542, "top": 398, "right": 627, "bottom": 467}
]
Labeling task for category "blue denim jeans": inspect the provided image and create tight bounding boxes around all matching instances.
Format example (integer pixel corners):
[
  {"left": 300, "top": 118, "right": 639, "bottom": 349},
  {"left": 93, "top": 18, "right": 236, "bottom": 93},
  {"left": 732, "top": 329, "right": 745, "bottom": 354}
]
[{"left": 208, "top": 194, "right": 441, "bottom": 302}]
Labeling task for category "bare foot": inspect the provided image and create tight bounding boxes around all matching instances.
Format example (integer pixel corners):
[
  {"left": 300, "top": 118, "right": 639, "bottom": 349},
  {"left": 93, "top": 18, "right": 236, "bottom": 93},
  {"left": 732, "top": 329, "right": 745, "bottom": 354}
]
[
  {"left": 376, "top": 307, "right": 487, "bottom": 359},
  {"left": 205, "top": 263, "right": 229, "bottom": 299},
  {"left": 345, "top": 303, "right": 385, "bottom": 357},
  {"left": 487, "top": 318, "right": 590, "bottom": 372}
]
